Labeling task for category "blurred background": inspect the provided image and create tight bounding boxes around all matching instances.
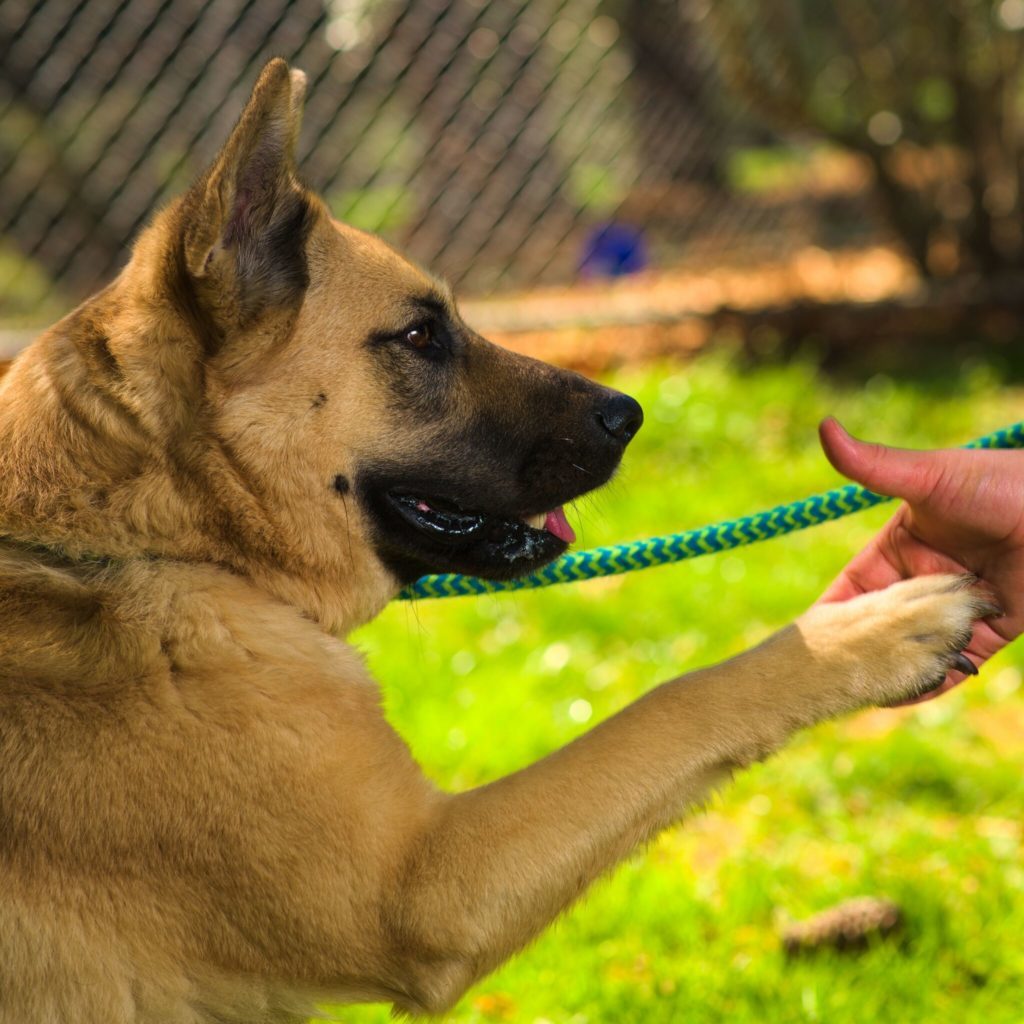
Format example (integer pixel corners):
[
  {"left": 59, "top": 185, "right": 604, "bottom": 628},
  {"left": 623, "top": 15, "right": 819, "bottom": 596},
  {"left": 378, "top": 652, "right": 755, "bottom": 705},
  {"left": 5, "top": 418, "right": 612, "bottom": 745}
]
[
  {"left": 6, "top": 0, "right": 1024, "bottom": 355},
  {"left": 3, "top": 2, "right": 1024, "bottom": 1022}
]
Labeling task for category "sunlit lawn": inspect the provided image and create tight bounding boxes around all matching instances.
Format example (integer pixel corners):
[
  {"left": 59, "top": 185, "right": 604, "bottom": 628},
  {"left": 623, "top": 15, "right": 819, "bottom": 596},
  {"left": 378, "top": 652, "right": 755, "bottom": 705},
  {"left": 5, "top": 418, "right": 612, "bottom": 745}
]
[{"left": 332, "top": 351, "right": 1024, "bottom": 1023}]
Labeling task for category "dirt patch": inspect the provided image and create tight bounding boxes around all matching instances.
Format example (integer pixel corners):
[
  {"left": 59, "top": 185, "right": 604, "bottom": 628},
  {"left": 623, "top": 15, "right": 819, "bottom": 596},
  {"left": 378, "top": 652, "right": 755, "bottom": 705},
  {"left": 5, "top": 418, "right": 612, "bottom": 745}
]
[
  {"left": 463, "top": 244, "right": 916, "bottom": 336},
  {"left": 463, "top": 245, "right": 1024, "bottom": 375}
]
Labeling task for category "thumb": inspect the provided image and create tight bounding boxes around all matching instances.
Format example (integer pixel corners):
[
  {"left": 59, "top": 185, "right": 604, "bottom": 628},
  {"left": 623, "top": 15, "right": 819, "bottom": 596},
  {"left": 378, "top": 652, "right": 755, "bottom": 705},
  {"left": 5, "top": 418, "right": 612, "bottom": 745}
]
[{"left": 819, "top": 417, "right": 943, "bottom": 505}]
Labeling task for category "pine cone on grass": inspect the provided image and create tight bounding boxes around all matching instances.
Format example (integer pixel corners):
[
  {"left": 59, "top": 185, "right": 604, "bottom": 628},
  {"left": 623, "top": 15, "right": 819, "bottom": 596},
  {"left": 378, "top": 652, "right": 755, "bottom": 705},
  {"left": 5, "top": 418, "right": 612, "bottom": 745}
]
[{"left": 781, "top": 897, "right": 904, "bottom": 956}]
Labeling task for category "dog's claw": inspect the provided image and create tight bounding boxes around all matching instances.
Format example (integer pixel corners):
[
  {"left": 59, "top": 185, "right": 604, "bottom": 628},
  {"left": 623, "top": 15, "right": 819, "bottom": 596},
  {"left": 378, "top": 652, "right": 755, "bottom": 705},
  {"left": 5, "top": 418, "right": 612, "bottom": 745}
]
[{"left": 952, "top": 652, "right": 978, "bottom": 676}]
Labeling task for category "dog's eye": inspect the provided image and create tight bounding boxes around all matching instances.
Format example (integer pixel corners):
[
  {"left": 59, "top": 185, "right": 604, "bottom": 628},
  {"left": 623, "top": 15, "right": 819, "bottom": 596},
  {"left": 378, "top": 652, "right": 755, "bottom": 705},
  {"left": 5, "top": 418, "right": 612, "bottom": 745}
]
[{"left": 404, "top": 325, "right": 432, "bottom": 351}]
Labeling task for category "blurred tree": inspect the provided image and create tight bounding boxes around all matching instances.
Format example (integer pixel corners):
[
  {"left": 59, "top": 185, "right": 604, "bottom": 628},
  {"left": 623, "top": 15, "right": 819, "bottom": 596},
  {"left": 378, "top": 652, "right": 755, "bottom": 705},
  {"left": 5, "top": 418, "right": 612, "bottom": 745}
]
[
  {"left": 618, "top": 0, "right": 724, "bottom": 185},
  {"left": 707, "top": 0, "right": 1024, "bottom": 280}
]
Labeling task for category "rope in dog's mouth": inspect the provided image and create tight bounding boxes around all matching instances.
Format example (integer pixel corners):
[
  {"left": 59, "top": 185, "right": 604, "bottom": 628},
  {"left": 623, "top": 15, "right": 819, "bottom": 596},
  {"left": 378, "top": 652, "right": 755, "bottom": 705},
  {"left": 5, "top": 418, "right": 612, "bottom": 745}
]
[{"left": 397, "top": 420, "right": 1024, "bottom": 601}]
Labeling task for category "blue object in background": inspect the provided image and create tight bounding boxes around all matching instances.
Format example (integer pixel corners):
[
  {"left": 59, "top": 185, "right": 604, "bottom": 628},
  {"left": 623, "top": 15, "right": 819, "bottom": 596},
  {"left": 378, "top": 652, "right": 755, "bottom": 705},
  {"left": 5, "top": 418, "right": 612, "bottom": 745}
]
[{"left": 579, "top": 221, "right": 649, "bottom": 278}]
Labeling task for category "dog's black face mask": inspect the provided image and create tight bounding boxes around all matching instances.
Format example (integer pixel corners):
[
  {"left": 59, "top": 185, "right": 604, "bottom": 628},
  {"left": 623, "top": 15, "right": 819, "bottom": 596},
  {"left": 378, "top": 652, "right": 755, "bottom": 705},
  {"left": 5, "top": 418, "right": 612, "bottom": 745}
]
[{"left": 354, "top": 306, "right": 642, "bottom": 584}]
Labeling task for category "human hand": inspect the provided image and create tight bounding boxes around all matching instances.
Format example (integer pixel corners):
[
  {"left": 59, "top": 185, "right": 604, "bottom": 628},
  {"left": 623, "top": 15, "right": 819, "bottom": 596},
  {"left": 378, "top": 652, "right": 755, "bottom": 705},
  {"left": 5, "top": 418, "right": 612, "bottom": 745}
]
[{"left": 817, "top": 417, "right": 1024, "bottom": 699}]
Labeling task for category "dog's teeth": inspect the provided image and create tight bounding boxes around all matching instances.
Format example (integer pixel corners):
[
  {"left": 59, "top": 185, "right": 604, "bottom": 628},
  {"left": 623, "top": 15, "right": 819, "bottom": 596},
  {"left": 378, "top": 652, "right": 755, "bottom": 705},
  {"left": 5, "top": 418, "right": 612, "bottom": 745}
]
[{"left": 525, "top": 513, "right": 546, "bottom": 530}]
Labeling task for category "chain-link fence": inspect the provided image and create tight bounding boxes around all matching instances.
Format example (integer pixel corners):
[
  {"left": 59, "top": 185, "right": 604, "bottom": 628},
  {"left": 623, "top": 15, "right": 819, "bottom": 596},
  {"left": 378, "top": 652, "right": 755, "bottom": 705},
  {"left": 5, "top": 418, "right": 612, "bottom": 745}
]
[
  {"left": 1, "top": 0, "right": 893, "bottom": 324},
  {"left": 8, "top": 0, "right": 1022, "bottom": 328}
]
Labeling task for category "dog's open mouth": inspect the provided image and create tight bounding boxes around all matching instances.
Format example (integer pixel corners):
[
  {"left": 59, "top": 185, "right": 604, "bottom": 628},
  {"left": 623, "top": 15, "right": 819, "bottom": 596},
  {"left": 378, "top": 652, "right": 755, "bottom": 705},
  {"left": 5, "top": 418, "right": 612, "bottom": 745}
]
[
  {"left": 390, "top": 492, "right": 576, "bottom": 545},
  {"left": 359, "top": 482, "right": 582, "bottom": 584}
]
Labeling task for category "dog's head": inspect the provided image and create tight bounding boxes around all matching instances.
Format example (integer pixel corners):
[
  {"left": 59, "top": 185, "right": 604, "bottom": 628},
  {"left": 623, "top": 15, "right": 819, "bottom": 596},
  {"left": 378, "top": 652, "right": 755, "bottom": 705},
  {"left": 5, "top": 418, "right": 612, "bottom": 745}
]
[{"left": 3, "top": 60, "right": 641, "bottom": 631}]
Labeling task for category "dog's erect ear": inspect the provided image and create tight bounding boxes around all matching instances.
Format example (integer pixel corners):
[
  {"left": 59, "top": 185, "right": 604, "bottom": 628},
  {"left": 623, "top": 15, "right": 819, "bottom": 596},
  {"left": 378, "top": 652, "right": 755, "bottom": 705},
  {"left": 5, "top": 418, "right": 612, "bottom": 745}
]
[{"left": 182, "top": 59, "right": 313, "bottom": 310}]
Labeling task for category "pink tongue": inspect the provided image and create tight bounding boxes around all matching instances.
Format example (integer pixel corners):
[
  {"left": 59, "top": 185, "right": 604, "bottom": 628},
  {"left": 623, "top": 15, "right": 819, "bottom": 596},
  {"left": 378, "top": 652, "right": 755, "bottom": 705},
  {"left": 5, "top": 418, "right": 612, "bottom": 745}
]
[{"left": 544, "top": 506, "right": 576, "bottom": 544}]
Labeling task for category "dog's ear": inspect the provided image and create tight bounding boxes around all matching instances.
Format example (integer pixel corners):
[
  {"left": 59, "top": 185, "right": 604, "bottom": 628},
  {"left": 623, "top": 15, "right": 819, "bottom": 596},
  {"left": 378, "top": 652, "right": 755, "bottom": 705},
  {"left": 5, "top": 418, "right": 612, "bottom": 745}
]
[{"left": 182, "top": 59, "right": 313, "bottom": 312}]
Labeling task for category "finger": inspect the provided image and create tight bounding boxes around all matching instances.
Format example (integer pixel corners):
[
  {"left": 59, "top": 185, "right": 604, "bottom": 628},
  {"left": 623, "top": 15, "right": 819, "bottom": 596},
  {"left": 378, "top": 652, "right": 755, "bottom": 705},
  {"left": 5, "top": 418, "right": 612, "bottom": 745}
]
[
  {"left": 816, "top": 539, "right": 904, "bottom": 603},
  {"left": 960, "top": 618, "right": 1011, "bottom": 663},
  {"left": 818, "top": 418, "right": 949, "bottom": 505},
  {"left": 817, "top": 504, "right": 985, "bottom": 607}
]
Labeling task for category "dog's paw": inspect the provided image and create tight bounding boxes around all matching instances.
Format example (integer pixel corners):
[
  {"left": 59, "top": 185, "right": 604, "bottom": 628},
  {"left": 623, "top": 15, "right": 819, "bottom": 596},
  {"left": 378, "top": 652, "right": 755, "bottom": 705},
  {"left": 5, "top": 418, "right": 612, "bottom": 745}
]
[{"left": 797, "top": 574, "right": 999, "bottom": 710}]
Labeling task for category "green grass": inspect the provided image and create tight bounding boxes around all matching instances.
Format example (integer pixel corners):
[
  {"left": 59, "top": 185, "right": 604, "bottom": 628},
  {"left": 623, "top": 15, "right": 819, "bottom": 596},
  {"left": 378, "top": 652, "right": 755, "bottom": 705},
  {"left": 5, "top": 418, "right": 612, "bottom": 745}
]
[{"left": 331, "top": 351, "right": 1024, "bottom": 1023}]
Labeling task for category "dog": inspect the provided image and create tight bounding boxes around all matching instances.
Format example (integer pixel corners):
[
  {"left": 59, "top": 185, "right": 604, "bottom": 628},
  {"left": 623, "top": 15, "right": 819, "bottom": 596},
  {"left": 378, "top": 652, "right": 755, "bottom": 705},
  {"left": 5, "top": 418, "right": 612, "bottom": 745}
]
[{"left": 0, "top": 59, "right": 994, "bottom": 1022}]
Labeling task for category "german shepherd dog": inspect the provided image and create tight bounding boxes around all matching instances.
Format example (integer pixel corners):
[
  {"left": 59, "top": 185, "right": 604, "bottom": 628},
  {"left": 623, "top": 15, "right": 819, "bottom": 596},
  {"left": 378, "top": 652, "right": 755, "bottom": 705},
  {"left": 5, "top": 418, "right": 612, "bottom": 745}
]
[{"left": 0, "top": 60, "right": 994, "bottom": 1022}]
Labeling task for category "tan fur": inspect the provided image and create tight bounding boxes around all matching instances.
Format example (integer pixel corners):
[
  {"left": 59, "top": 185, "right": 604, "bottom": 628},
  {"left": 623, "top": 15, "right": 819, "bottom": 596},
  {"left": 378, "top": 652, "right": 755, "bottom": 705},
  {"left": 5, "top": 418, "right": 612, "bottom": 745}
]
[{"left": 0, "top": 61, "right": 990, "bottom": 1022}]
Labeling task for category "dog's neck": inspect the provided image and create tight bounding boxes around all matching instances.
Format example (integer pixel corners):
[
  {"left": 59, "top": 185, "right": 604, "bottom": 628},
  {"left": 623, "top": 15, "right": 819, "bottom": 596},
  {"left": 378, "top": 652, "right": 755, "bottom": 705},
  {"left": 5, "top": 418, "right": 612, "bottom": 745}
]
[{"left": 0, "top": 277, "right": 394, "bottom": 636}]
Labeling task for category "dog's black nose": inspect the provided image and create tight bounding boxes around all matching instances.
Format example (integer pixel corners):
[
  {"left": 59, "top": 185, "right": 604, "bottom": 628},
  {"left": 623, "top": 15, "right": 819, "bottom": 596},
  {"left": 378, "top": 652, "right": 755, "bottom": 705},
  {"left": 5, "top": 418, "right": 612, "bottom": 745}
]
[{"left": 597, "top": 392, "right": 644, "bottom": 444}]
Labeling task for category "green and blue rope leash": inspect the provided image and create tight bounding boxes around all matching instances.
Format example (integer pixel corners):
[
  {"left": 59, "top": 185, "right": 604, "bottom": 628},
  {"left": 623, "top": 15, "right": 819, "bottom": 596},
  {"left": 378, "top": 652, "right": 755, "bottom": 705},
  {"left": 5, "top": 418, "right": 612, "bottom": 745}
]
[{"left": 398, "top": 421, "right": 1024, "bottom": 602}]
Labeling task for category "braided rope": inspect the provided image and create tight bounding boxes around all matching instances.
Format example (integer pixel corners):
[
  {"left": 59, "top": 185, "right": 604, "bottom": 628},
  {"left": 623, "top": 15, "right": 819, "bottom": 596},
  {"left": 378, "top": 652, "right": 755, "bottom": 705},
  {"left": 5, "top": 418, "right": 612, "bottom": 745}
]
[{"left": 398, "top": 420, "right": 1024, "bottom": 601}]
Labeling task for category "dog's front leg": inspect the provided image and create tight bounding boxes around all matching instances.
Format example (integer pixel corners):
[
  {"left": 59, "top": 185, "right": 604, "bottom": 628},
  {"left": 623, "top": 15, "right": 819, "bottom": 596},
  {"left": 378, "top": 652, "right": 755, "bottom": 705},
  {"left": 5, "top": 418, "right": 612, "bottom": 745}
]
[{"left": 383, "top": 575, "right": 991, "bottom": 1013}]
